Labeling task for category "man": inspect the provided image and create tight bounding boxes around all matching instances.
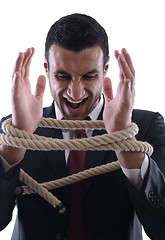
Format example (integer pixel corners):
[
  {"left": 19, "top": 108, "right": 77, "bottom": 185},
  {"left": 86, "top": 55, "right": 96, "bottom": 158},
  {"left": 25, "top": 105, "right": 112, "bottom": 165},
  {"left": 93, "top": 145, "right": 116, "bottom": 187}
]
[{"left": 0, "top": 13, "right": 165, "bottom": 240}]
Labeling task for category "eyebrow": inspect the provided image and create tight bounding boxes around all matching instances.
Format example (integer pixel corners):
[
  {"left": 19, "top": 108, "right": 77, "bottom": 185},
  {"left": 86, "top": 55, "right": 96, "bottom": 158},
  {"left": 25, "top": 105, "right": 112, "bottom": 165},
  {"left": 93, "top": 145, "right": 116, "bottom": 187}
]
[
  {"left": 54, "top": 69, "right": 100, "bottom": 76},
  {"left": 55, "top": 70, "right": 70, "bottom": 75},
  {"left": 84, "top": 69, "right": 99, "bottom": 75}
]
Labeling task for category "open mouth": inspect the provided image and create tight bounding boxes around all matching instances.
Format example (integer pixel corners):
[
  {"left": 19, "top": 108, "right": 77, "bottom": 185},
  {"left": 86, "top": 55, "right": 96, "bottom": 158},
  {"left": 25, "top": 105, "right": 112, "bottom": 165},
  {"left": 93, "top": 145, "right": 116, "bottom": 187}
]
[{"left": 64, "top": 98, "right": 87, "bottom": 109}]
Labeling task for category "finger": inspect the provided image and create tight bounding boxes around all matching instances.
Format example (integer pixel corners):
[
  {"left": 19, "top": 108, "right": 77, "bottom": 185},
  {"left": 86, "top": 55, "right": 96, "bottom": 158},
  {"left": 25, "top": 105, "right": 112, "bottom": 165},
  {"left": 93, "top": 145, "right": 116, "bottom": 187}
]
[
  {"left": 114, "top": 50, "right": 120, "bottom": 60},
  {"left": 121, "top": 48, "right": 135, "bottom": 76},
  {"left": 115, "top": 50, "right": 132, "bottom": 81},
  {"left": 114, "top": 49, "right": 135, "bottom": 87},
  {"left": 12, "top": 72, "right": 22, "bottom": 102},
  {"left": 25, "top": 47, "right": 35, "bottom": 69},
  {"left": 34, "top": 75, "right": 46, "bottom": 100},
  {"left": 123, "top": 78, "right": 135, "bottom": 104},
  {"left": 119, "top": 71, "right": 124, "bottom": 82},
  {"left": 22, "top": 48, "right": 35, "bottom": 81},
  {"left": 118, "top": 54, "right": 134, "bottom": 83},
  {"left": 103, "top": 77, "right": 113, "bottom": 101},
  {"left": 121, "top": 49, "right": 135, "bottom": 92},
  {"left": 12, "top": 52, "right": 24, "bottom": 79}
]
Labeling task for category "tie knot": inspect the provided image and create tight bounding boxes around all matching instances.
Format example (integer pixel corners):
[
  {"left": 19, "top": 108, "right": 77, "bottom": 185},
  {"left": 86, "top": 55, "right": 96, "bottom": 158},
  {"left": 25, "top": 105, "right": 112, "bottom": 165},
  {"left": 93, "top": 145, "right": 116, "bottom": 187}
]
[{"left": 75, "top": 129, "right": 86, "bottom": 139}]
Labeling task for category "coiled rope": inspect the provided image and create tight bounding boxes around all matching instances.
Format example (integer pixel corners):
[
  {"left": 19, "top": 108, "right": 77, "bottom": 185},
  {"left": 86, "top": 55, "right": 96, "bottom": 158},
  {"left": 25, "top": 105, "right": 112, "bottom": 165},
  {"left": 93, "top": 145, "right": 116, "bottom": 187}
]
[{"left": 0, "top": 118, "right": 153, "bottom": 213}]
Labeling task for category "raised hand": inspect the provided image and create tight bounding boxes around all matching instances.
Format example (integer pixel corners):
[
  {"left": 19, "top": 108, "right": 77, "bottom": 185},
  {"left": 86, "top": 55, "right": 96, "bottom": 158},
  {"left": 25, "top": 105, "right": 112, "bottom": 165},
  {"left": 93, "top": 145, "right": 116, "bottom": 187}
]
[
  {"left": 103, "top": 48, "right": 145, "bottom": 169},
  {"left": 12, "top": 48, "right": 46, "bottom": 133},
  {"left": 0, "top": 48, "right": 46, "bottom": 164},
  {"left": 103, "top": 48, "right": 135, "bottom": 134}
]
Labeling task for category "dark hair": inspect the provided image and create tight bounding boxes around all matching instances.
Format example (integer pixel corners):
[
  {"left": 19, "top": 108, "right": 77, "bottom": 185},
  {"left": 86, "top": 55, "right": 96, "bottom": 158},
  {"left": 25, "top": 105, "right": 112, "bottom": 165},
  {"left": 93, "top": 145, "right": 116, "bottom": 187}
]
[{"left": 45, "top": 13, "right": 109, "bottom": 67}]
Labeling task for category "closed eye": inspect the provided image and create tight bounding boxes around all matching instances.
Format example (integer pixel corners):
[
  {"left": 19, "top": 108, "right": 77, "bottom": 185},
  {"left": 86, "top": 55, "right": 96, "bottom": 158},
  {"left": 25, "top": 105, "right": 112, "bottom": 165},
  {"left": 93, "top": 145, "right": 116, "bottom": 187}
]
[
  {"left": 82, "top": 74, "right": 98, "bottom": 80},
  {"left": 56, "top": 74, "right": 72, "bottom": 81}
]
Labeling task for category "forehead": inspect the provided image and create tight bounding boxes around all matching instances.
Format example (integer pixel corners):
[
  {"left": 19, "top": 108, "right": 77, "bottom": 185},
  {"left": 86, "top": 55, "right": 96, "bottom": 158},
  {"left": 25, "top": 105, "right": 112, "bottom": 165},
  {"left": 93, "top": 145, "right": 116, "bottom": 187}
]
[{"left": 48, "top": 45, "right": 104, "bottom": 74}]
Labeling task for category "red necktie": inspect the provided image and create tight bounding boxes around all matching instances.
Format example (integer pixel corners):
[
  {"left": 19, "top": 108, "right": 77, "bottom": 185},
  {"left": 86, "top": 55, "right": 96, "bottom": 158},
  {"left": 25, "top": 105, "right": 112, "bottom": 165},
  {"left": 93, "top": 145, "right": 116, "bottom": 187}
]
[{"left": 66, "top": 129, "right": 87, "bottom": 240}]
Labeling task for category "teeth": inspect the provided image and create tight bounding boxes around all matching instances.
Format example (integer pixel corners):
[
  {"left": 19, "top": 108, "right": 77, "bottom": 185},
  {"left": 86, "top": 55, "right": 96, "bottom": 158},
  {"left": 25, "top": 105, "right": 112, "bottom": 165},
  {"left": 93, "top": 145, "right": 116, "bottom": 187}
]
[{"left": 67, "top": 99, "right": 83, "bottom": 104}]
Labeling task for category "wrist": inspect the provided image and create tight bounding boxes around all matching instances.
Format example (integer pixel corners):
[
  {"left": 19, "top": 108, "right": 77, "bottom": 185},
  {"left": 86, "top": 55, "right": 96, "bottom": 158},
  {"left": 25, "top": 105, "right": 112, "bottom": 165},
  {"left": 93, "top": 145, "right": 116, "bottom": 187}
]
[
  {"left": 107, "top": 119, "right": 132, "bottom": 133},
  {"left": 12, "top": 118, "right": 37, "bottom": 133},
  {"left": 116, "top": 150, "right": 145, "bottom": 169},
  {"left": 115, "top": 137, "right": 145, "bottom": 169},
  {"left": 0, "top": 144, "right": 26, "bottom": 165}
]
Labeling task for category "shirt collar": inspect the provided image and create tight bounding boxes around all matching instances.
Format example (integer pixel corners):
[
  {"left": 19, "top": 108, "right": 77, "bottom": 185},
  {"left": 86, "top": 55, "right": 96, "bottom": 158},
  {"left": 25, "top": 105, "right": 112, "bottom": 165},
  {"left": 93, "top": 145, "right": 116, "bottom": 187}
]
[{"left": 54, "top": 93, "right": 104, "bottom": 121}]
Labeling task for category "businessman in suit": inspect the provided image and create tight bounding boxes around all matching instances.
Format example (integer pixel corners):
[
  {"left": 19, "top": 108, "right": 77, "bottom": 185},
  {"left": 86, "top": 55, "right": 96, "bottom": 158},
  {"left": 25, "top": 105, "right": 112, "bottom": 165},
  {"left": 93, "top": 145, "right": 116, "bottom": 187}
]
[{"left": 0, "top": 13, "right": 165, "bottom": 240}]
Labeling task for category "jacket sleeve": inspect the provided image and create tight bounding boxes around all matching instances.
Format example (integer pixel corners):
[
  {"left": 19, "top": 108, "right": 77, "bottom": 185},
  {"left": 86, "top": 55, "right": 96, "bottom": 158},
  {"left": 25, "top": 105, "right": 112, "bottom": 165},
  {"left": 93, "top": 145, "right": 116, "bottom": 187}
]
[
  {"left": 125, "top": 112, "right": 165, "bottom": 239},
  {"left": 0, "top": 116, "right": 21, "bottom": 231}
]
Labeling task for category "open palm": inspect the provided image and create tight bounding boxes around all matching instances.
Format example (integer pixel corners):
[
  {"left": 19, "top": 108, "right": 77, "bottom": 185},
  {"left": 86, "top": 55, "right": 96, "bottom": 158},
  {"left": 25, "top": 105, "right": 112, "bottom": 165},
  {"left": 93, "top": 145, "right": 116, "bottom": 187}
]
[
  {"left": 103, "top": 49, "right": 135, "bottom": 134},
  {"left": 12, "top": 48, "right": 46, "bottom": 133}
]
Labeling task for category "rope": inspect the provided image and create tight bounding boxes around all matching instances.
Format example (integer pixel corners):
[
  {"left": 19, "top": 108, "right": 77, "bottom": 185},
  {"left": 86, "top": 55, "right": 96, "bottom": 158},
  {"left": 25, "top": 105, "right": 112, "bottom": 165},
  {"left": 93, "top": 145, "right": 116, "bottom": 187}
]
[
  {"left": 16, "top": 161, "right": 121, "bottom": 195},
  {"left": 1, "top": 118, "right": 153, "bottom": 153},
  {"left": 19, "top": 169, "right": 66, "bottom": 213},
  {"left": 0, "top": 118, "right": 153, "bottom": 213}
]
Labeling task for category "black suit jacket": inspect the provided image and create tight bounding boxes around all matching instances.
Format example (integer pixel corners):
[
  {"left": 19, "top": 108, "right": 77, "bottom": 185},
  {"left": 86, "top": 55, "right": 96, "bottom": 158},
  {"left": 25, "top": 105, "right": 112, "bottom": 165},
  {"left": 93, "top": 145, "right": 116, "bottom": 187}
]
[{"left": 0, "top": 102, "right": 165, "bottom": 240}]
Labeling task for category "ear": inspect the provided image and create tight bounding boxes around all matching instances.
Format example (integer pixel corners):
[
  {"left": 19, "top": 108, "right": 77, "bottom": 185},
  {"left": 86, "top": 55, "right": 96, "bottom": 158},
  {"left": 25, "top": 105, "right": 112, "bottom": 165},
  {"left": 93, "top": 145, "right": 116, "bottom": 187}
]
[
  {"left": 104, "top": 56, "right": 110, "bottom": 76},
  {"left": 44, "top": 58, "right": 49, "bottom": 77}
]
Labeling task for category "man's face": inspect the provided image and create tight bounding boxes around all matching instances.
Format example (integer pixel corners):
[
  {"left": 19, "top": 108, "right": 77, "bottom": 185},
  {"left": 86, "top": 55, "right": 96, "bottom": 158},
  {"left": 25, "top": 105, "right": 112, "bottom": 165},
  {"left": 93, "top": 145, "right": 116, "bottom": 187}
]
[{"left": 45, "top": 44, "right": 109, "bottom": 120}]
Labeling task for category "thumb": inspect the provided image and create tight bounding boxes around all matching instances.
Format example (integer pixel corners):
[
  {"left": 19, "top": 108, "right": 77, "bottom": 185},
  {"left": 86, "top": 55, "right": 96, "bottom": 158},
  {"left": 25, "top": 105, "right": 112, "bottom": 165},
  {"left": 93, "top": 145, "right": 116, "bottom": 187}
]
[
  {"left": 103, "top": 77, "right": 113, "bottom": 101},
  {"left": 34, "top": 75, "right": 46, "bottom": 100}
]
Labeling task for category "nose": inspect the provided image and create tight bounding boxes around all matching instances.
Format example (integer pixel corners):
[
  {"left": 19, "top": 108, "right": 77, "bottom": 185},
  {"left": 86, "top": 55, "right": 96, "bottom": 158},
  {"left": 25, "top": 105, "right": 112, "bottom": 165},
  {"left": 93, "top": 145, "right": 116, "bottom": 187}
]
[{"left": 67, "top": 78, "right": 85, "bottom": 100}]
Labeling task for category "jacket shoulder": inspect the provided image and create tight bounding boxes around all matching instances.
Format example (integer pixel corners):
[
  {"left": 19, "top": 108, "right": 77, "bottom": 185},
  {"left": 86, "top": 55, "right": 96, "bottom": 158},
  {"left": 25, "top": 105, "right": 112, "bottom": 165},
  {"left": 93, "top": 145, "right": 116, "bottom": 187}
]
[
  {"left": 132, "top": 109, "right": 164, "bottom": 125},
  {"left": 43, "top": 102, "right": 55, "bottom": 118},
  {"left": 132, "top": 109, "right": 165, "bottom": 141}
]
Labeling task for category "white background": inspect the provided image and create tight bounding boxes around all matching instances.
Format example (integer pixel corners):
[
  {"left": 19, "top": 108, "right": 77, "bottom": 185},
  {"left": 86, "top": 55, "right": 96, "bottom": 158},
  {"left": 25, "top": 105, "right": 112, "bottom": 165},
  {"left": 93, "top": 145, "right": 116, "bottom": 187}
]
[{"left": 0, "top": 0, "right": 165, "bottom": 239}]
